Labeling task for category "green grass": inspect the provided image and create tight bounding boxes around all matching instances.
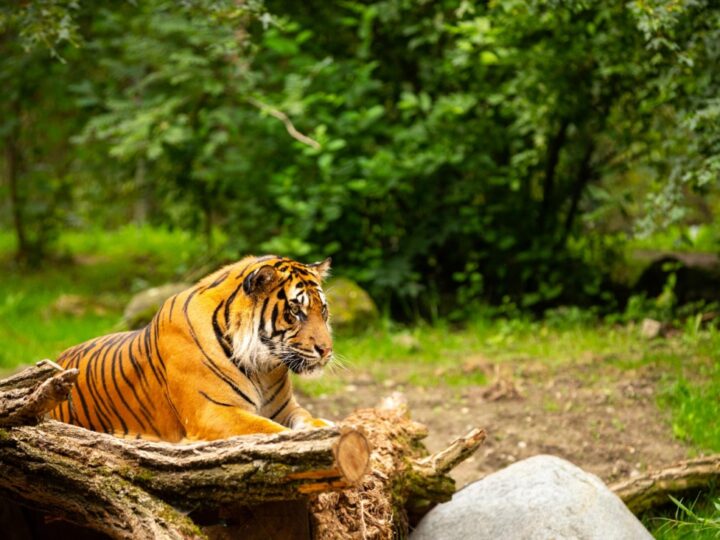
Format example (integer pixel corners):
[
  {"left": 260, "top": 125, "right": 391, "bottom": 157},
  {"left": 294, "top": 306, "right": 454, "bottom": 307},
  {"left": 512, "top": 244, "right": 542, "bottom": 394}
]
[
  {"left": 646, "top": 494, "right": 720, "bottom": 539},
  {"left": 0, "top": 225, "right": 209, "bottom": 368},
  {"left": 659, "top": 339, "right": 720, "bottom": 453},
  {"left": 330, "top": 316, "right": 652, "bottom": 385}
]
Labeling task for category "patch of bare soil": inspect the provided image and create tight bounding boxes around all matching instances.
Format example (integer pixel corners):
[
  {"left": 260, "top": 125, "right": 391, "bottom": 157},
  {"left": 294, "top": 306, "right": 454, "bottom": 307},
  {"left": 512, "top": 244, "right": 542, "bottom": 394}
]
[{"left": 302, "top": 358, "right": 690, "bottom": 488}]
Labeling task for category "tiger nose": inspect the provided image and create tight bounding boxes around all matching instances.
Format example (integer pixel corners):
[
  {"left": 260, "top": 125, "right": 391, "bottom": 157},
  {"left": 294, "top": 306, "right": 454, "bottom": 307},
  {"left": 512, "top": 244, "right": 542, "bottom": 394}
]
[{"left": 314, "top": 344, "right": 332, "bottom": 359}]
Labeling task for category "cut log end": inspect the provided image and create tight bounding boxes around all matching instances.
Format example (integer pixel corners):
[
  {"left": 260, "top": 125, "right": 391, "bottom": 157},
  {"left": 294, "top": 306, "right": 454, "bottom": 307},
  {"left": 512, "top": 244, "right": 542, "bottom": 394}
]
[
  {"left": 310, "top": 397, "right": 487, "bottom": 539},
  {"left": 335, "top": 428, "right": 371, "bottom": 484}
]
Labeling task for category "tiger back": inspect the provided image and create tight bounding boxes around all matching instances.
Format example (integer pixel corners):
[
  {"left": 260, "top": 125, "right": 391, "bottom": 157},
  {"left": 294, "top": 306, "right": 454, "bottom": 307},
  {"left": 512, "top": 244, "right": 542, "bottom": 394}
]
[{"left": 50, "top": 255, "right": 334, "bottom": 441}]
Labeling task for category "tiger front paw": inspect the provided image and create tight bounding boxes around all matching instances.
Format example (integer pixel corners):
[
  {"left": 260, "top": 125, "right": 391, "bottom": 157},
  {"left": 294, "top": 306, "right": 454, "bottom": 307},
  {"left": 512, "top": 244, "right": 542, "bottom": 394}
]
[{"left": 292, "top": 417, "right": 335, "bottom": 430}]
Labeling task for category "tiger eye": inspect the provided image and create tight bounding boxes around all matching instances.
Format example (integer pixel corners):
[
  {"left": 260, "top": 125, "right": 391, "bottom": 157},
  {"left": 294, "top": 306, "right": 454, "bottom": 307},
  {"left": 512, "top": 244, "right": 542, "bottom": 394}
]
[{"left": 288, "top": 301, "right": 307, "bottom": 321}]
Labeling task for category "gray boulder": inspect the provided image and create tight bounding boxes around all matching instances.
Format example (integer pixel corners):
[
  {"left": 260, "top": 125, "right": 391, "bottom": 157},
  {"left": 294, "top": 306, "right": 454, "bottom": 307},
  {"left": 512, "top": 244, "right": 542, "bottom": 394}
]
[
  {"left": 123, "top": 283, "right": 190, "bottom": 329},
  {"left": 411, "top": 455, "right": 652, "bottom": 540},
  {"left": 325, "top": 277, "right": 378, "bottom": 332}
]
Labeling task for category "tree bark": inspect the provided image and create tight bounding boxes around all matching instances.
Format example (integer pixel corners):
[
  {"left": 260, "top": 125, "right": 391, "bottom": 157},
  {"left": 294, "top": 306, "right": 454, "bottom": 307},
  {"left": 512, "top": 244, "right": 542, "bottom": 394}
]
[
  {"left": 1, "top": 420, "right": 371, "bottom": 503},
  {"left": 611, "top": 454, "right": 720, "bottom": 514},
  {"left": 538, "top": 118, "right": 570, "bottom": 234},
  {"left": 310, "top": 393, "right": 486, "bottom": 539}
]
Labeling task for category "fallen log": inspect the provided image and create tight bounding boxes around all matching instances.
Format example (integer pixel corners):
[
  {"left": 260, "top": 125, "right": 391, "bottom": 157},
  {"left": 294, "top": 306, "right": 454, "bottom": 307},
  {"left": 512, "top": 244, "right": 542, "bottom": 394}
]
[
  {"left": 0, "top": 362, "right": 370, "bottom": 539},
  {"left": 611, "top": 454, "right": 720, "bottom": 513},
  {"left": 0, "top": 363, "right": 484, "bottom": 539}
]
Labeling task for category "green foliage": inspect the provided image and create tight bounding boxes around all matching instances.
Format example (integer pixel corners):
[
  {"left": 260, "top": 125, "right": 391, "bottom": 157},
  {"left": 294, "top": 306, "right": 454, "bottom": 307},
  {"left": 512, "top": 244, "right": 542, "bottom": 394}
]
[
  {"left": 73, "top": 2, "right": 274, "bottom": 245},
  {"left": 0, "top": 0, "right": 81, "bottom": 55},
  {"left": 0, "top": 29, "right": 83, "bottom": 263},
  {"left": 237, "top": 0, "right": 720, "bottom": 315},
  {"left": 630, "top": 223, "right": 720, "bottom": 253},
  {"left": 1, "top": 0, "right": 719, "bottom": 316}
]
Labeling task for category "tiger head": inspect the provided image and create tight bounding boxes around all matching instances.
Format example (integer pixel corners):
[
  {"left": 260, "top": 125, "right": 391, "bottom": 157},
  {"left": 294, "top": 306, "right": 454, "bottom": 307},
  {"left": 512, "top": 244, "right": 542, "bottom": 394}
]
[{"left": 226, "top": 255, "right": 333, "bottom": 375}]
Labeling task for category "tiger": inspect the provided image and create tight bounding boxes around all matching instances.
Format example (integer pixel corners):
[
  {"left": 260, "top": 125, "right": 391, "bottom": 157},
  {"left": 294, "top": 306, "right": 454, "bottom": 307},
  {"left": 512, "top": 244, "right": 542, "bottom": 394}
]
[{"left": 49, "top": 255, "right": 334, "bottom": 441}]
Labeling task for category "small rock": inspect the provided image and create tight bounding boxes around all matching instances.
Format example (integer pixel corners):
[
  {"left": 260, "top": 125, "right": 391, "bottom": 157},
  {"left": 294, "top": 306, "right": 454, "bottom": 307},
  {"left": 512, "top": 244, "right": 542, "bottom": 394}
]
[
  {"left": 324, "top": 277, "right": 378, "bottom": 333},
  {"left": 612, "top": 459, "right": 632, "bottom": 478},
  {"left": 123, "top": 283, "right": 191, "bottom": 329},
  {"left": 48, "top": 294, "right": 118, "bottom": 317},
  {"left": 391, "top": 332, "right": 422, "bottom": 352},
  {"left": 640, "top": 318, "right": 662, "bottom": 339},
  {"left": 411, "top": 455, "right": 652, "bottom": 540}
]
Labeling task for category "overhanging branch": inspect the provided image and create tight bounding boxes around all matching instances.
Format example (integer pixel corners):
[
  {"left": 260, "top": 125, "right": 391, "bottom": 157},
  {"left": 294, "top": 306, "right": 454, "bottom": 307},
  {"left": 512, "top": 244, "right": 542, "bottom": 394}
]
[{"left": 246, "top": 97, "right": 321, "bottom": 150}]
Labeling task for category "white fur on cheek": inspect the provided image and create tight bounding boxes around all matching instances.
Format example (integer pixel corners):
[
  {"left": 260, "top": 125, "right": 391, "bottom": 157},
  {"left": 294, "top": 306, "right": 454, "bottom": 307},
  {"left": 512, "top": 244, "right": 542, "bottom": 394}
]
[{"left": 230, "top": 320, "right": 277, "bottom": 373}]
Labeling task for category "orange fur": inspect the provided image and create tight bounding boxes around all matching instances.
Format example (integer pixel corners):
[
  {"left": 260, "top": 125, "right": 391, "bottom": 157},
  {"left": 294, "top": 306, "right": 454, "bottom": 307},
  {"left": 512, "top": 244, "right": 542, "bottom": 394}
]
[{"left": 50, "top": 255, "right": 334, "bottom": 441}]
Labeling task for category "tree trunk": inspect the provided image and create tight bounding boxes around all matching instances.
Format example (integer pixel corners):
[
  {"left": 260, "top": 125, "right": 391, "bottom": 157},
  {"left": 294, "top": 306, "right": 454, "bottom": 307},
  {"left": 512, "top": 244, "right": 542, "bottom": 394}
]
[
  {"left": 538, "top": 118, "right": 570, "bottom": 235},
  {"left": 133, "top": 157, "right": 150, "bottom": 224},
  {"left": 560, "top": 139, "right": 595, "bottom": 246},
  {"left": 4, "top": 98, "right": 29, "bottom": 264},
  {"left": 202, "top": 192, "right": 214, "bottom": 251},
  {"left": 0, "top": 360, "right": 79, "bottom": 427}
]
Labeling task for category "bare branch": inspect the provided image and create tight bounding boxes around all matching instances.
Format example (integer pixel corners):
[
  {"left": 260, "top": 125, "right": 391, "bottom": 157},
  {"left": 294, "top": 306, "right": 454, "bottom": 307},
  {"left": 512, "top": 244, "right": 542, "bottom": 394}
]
[
  {"left": 0, "top": 361, "right": 79, "bottom": 427},
  {"left": 246, "top": 97, "right": 321, "bottom": 150}
]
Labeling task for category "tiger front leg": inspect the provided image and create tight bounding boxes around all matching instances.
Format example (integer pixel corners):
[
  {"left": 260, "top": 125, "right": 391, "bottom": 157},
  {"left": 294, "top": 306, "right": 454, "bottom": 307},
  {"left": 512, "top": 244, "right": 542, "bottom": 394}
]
[
  {"left": 258, "top": 366, "right": 333, "bottom": 430},
  {"left": 290, "top": 411, "right": 335, "bottom": 430},
  {"left": 275, "top": 396, "right": 334, "bottom": 430},
  {"left": 186, "top": 405, "right": 289, "bottom": 440},
  {"left": 166, "top": 357, "right": 289, "bottom": 440},
  {"left": 172, "top": 384, "right": 290, "bottom": 439}
]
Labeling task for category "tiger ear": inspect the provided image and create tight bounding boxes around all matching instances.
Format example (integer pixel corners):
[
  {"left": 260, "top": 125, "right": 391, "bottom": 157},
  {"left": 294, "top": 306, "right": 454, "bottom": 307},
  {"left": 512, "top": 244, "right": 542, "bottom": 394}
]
[
  {"left": 243, "top": 265, "right": 277, "bottom": 296},
  {"left": 309, "top": 257, "right": 332, "bottom": 280}
]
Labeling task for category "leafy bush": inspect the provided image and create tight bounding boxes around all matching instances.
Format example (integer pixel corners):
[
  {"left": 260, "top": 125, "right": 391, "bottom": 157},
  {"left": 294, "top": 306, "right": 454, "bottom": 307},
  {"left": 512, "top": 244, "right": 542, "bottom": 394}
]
[{"left": 2, "top": 0, "right": 719, "bottom": 318}]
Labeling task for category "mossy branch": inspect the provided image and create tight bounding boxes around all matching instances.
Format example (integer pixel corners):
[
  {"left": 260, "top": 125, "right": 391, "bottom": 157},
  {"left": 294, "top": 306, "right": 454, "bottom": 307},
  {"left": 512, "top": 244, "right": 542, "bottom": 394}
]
[{"left": 611, "top": 454, "right": 720, "bottom": 513}]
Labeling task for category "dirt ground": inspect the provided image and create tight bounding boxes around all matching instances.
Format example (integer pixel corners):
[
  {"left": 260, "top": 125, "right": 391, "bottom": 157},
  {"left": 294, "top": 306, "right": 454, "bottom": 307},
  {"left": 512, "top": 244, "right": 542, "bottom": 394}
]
[{"left": 302, "top": 356, "right": 691, "bottom": 488}]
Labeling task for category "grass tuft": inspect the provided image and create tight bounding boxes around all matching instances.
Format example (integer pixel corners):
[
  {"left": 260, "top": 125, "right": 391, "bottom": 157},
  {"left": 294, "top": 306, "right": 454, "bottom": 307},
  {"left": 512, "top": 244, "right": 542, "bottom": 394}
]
[{"left": 646, "top": 494, "right": 720, "bottom": 539}]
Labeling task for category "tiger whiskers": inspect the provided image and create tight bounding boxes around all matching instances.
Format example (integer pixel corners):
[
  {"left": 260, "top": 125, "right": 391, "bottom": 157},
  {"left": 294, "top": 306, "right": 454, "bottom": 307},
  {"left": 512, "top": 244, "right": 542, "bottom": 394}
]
[
  {"left": 328, "top": 352, "right": 350, "bottom": 372},
  {"left": 270, "top": 342, "right": 333, "bottom": 375}
]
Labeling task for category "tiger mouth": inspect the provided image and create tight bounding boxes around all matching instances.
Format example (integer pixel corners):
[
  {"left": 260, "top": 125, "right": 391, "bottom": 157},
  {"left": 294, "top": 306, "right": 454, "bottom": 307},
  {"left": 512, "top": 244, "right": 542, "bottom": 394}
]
[
  {"left": 279, "top": 349, "right": 329, "bottom": 375},
  {"left": 280, "top": 349, "right": 326, "bottom": 375},
  {"left": 258, "top": 337, "right": 327, "bottom": 374}
]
